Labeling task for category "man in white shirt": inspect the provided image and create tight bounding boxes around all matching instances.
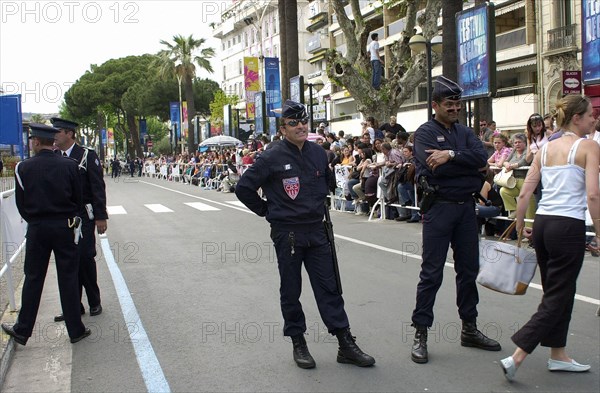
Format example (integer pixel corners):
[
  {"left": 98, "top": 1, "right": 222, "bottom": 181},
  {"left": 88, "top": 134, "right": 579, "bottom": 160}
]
[{"left": 368, "top": 33, "right": 383, "bottom": 90}]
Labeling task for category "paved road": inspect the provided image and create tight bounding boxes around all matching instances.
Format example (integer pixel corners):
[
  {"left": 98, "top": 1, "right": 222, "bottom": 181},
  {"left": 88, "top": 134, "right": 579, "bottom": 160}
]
[{"left": 3, "top": 176, "right": 599, "bottom": 392}]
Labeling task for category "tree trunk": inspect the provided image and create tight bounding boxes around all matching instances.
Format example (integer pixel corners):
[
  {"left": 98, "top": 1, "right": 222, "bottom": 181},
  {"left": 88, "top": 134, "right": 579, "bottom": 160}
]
[
  {"left": 279, "top": 1, "right": 289, "bottom": 101},
  {"left": 284, "top": 0, "right": 299, "bottom": 85},
  {"left": 184, "top": 74, "right": 196, "bottom": 153},
  {"left": 126, "top": 112, "right": 143, "bottom": 159}
]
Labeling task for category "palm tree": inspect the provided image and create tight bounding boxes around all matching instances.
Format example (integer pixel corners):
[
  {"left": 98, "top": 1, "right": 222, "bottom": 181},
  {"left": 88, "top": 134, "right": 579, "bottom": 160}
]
[{"left": 154, "top": 34, "right": 215, "bottom": 152}]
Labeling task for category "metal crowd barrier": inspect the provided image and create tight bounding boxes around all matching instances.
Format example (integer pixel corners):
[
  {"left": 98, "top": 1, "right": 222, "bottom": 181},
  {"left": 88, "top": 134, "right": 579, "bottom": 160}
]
[{"left": 0, "top": 188, "right": 25, "bottom": 311}]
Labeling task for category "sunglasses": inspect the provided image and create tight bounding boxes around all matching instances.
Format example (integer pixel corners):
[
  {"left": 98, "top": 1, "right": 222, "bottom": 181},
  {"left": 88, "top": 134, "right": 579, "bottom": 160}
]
[{"left": 284, "top": 118, "right": 309, "bottom": 127}]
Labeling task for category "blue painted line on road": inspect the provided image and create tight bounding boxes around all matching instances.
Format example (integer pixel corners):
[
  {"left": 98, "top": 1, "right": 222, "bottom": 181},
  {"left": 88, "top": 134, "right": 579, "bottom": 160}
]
[{"left": 100, "top": 236, "right": 171, "bottom": 393}]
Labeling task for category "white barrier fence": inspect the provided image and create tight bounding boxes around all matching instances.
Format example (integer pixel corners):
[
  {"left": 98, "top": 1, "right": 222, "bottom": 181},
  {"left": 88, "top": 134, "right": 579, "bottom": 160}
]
[{"left": 0, "top": 189, "right": 27, "bottom": 311}]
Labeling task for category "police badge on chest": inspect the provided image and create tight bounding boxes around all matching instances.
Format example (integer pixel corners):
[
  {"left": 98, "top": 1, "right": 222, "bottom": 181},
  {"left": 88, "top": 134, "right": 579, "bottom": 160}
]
[{"left": 283, "top": 177, "right": 300, "bottom": 200}]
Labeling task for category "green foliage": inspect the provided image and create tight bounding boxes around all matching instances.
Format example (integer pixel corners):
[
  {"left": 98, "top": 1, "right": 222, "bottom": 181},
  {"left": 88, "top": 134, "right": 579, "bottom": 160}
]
[
  {"left": 209, "top": 90, "right": 239, "bottom": 127},
  {"left": 146, "top": 117, "right": 169, "bottom": 142},
  {"left": 155, "top": 135, "right": 173, "bottom": 156}
]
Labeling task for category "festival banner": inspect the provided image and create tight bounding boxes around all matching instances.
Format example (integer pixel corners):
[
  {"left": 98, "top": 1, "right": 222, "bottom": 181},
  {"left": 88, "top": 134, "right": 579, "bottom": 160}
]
[
  {"left": 108, "top": 128, "right": 114, "bottom": 145},
  {"left": 456, "top": 3, "right": 496, "bottom": 99},
  {"left": 264, "top": 57, "right": 282, "bottom": 117},
  {"left": 101, "top": 128, "right": 107, "bottom": 145},
  {"left": 170, "top": 102, "right": 181, "bottom": 140},
  {"left": 244, "top": 57, "right": 260, "bottom": 119},
  {"left": 182, "top": 101, "right": 189, "bottom": 139},
  {"left": 139, "top": 119, "right": 147, "bottom": 145},
  {"left": 290, "top": 75, "right": 305, "bottom": 104},
  {"left": 254, "top": 92, "right": 266, "bottom": 135},
  {"left": 582, "top": 1, "right": 600, "bottom": 85}
]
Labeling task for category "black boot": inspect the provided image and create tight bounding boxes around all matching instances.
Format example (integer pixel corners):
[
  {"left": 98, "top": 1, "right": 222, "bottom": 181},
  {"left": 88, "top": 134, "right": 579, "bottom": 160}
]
[
  {"left": 291, "top": 334, "right": 316, "bottom": 369},
  {"left": 335, "top": 328, "right": 375, "bottom": 367},
  {"left": 460, "top": 321, "right": 501, "bottom": 351},
  {"left": 411, "top": 326, "right": 428, "bottom": 364}
]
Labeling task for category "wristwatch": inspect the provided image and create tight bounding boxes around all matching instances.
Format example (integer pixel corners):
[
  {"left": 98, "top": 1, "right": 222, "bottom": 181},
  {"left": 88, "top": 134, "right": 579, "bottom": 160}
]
[{"left": 448, "top": 150, "right": 455, "bottom": 160}]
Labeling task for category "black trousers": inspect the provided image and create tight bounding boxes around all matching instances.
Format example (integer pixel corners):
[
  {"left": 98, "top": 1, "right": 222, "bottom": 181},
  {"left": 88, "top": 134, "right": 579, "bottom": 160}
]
[
  {"left": 412, "top": 201, "right": 480, "bottom": 327},
  {"left": 511, "top": 215, "right": 585, "bottom": 353},
  {"left": 78, "top": 218, "right": 101, "bottom": 309},
  {"left": 271, "top": 227, "right": 349, "bottom": 336},
  {"left": 14, "top": 220, "right": 86, "bottom": 339}
]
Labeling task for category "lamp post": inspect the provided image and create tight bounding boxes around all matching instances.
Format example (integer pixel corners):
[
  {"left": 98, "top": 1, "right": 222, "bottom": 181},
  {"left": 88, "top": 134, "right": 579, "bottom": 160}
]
[
  {"left": 408, "top": 34, "right": 443, "bottom": 120},
  {"left": 198, "top": 116, "right": 207, "bottom": 143},
  {"left": 305, "top": 80, "right": 325, "bottom": 132}
]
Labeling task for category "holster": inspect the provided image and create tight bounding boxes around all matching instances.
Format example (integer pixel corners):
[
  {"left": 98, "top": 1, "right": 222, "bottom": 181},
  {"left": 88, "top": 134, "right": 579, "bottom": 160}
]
[{"left": 418, "top": 176, "right": 437, "bottom": 215}]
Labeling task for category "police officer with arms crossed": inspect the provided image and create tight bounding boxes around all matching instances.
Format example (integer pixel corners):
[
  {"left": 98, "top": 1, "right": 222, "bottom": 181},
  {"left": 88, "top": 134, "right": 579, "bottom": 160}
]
[
  {"left": 235, "top": 100, "right": 375, "bottom": 369},
  {"left": 52, "top": 118, "right": 108, "bottom": 321},
  {"left": 1, "top": 124, "right": 91, "bottom": 345},
  {"left": 410, "top": 76, "right": 501, "bottom": 363}
]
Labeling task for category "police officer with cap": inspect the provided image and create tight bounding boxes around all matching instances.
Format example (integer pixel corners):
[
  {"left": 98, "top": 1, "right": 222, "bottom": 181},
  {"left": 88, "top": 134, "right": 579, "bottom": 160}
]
[
  {"left": 236, "top": 100, "right": 375, "bottom": 369},
  {"left": 1, "top": 124, "right": 91, "bottom": 345},
  {"left": 52, "top": 117, "right": 107, "bottom": 321},
  {"left": 410, "top": 76, "right": 501, "bottom": 363}
]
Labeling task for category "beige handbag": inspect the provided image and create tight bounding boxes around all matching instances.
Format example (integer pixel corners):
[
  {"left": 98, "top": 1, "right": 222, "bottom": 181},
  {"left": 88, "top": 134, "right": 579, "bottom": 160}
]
[{"left": 494, "top": 168, "right": 516, "bottom": 188}]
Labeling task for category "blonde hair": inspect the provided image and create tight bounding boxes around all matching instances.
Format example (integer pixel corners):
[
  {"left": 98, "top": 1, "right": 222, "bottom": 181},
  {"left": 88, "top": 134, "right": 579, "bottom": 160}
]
[{"left": 555, "top": 95, "right": 591, "bottom": 128}]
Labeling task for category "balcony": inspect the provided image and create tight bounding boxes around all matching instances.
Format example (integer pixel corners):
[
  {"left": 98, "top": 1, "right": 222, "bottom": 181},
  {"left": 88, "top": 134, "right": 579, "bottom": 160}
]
[
  {"left": 496, "top": 27, "right": 526, "bottom": 51},
  {"left": 547, "top": 24, "right": 577, "bottom": 52}
]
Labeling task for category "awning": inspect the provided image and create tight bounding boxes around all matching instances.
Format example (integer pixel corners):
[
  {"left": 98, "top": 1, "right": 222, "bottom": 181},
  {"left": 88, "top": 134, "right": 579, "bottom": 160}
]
[
  {"left": 334, "top": 97, "right": 356, "bottom": 105},
  {"left": 497, "top": 58, "right": 536, "bottom": 71},
  {"left": 496, "top": 0, "right": 525, "bottom": 16},
  {"left": 330, "top": 90, "right": 350, "bottom": 100}
]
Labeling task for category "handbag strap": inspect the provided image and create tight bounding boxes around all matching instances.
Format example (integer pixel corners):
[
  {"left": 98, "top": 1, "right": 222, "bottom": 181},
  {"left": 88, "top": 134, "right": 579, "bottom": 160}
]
[{"left": 499, "top": 220, "right": 517, "bottom": 241}]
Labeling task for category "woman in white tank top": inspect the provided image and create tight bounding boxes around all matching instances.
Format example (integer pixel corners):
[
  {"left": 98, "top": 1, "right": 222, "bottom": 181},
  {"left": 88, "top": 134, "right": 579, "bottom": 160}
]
[{"left": 499, "top": 95, "right": 600, "bottom": 381}]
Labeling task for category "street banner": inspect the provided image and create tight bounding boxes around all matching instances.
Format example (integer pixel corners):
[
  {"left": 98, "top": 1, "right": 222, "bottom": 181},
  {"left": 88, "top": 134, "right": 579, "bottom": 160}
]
[
  {"left": 170, "top": 102, "right": 181, "bottom": 140},
  {"left": 0, "top": 95, "right": 23, "bottom": 154},
  {"left": 244, "top": 57, "right": 260, "bottom": 120},
  {"left": 223, "top": 104, "right": 232, "bottom": 136},
  {"left": 264, "top": 57, "right": 282, "bottom": 117},
  {"left": 290, "top": 75, "right": 305, "bottom": 104},
  {"left": 254, "top": 92, "right": 266, "bottom": 135},
  {"left": 456, "top": 3, "right": 496, "bottom": 99},
  {"left": 582, "top": 1, "right": 600, "bottom": 85},
  {"left": 139, "top": 119, "right": 147, "bottom": 145},
  {"left": 108, "top": 128, "right": 114, "bottom": 145},
  {"left": 182, "top": 101, "right": 189, "bottom": 139},
  {"left": 101, "top": 128, "right": 107, "bottom": 145}
]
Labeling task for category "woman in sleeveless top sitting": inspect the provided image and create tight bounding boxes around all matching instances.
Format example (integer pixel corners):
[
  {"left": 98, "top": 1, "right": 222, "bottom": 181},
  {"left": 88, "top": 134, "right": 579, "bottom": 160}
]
[{"left": 499, "top": 95, "right": 600, "bottom": 381}]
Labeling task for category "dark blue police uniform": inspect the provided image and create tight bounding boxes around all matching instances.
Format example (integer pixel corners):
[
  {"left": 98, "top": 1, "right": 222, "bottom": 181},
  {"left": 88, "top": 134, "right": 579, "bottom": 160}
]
[
  {"left": 235, "top": 100, "right": 374, "bottom": 369},
  {"left": 409, "top": 76, "right": 500, "bottom": 364},
  {"left": 412, "top": 117, "right": 487, "bottom": 327},
  {"left": 52, "top": 118, "right": 108, "bottom": 317},
  {"left": 2, "top": 124, "right": 89, "bottom": 345},
  {"left": 236, "top": 137, "right": 349, "bottom": 336}
]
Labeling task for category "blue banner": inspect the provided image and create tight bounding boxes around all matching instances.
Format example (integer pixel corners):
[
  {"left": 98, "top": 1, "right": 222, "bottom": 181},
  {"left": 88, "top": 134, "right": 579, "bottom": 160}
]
[
  {"left": 170, "top": 102, "right": 181, "bottom": 140},
  {"left": 101, "top": 128, "right": 107, "bottom": 145},
  {"left": 0, "top": 94, "right": 22, "bottom": 146},
  {"left": 254, "top": 92, "right": 265, "bottom": 135},
  {"left": 456, "top": 4, "right": 496, "bottom": 99},
  {"left": 139, "top": 118, "right": 147, "bottom": 145},
  {"left": 583, "top": 1, "right": 600, "bottom": 85},
  {"left": 264, "top": 57, "right": 282, "bottom": 117}
]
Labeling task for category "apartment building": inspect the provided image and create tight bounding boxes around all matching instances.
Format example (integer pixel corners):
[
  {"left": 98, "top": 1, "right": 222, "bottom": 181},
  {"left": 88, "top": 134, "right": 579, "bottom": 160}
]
[{"left": 214, "top": 1, "right": 592, "bottom": 136}]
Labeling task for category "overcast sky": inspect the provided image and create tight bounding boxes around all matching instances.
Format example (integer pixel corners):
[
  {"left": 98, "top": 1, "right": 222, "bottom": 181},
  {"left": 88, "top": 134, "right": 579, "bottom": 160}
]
[{"left": 0, "top": 0, "right": 228, "bottom": 114}]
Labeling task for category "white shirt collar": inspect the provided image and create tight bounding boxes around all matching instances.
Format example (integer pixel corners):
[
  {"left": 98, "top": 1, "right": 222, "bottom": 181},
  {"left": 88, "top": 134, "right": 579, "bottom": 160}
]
[{"left": 62, "top": 142, "right": 76, "bottom": 157}]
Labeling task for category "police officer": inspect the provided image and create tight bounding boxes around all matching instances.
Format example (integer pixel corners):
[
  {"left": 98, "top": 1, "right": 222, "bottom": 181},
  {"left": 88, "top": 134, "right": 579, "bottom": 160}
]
[
  {"left": 235, "top": 100, "right": 375, "bottom": 369},
  {"left": 410, "top": 76, "right": 501, "bottom": 363},
  {"left": 52, "top": 118, "right": 108, "bottom": 322},
  {"left": 1, "top": 124, "right": 91, "bottom": 345}
]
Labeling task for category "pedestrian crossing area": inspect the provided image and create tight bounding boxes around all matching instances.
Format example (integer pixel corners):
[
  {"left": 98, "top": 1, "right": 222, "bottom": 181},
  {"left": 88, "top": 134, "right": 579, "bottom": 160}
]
[{"left": 107, "top": 200, "right": 246, "bottom": 215}]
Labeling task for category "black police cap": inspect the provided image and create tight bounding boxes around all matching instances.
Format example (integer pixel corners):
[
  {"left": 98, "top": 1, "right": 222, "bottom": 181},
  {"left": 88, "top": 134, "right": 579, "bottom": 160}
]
[
  {"left": 281, "top": 100, "right": 307, "bottom": 120},
  {"left": 29, "top": 123, "right": 60, "bottom": 139},
  {"left": 50, "top": 117, "right": 79, "bottom": 130},
  {"left": 432, "top": 76, "right": 463, "bottom": 101}
]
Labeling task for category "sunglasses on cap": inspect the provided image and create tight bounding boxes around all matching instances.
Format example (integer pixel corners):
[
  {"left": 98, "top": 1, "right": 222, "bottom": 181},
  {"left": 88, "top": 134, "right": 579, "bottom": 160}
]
[
  {"left": 529, "top": 115, "right": 543, "bottom": 121},
  {"left": 284, "top": 118, "right": 309, "bottom": 127}
]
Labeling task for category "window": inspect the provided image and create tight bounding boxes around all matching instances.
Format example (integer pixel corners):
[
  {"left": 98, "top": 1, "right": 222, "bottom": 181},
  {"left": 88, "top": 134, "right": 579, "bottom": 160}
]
[
  {"left": 273, "top": 13, "right": 278, "bottom": 34},
  {"left": 273, "top": 45, "right": 279, "bottom": 57},
  {"left": 239, "top": 59, "right": 242, "bottom": 75},
  {"left": 223, "top": 66, "right": 227, "bottom": 81},
  {"left": 554, "top": 0, "right": 572, "bottom": 27}
]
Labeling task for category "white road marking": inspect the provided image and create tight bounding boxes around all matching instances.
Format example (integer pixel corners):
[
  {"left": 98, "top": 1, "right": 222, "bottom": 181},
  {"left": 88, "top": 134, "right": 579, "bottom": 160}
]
[
  {"left": 100, "top": 236, "right": 171, "bottom": 393},
  {"left": 184, "top": 202, "right": 220, "bottom": 211},
  {"left": 107, "top": 205, "right": 127, "bottom": 215},
  {"left": 226, "top": 201, "right": 248, "bottom": 208},
  {"left": 144, "top": 204, "right": 173, "bottom": 213}
]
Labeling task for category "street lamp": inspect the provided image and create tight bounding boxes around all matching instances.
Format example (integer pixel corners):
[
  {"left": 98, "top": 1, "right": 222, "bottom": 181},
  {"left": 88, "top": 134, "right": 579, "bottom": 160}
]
[
  {"left": 305, "top": 80, "right": 325, "bottom": 132},
  {"left": 198, "top": 116, "right": 207, "bottom": 143},
  {"left": 408, "top": 34, "right": 443, "bottom": 120}
]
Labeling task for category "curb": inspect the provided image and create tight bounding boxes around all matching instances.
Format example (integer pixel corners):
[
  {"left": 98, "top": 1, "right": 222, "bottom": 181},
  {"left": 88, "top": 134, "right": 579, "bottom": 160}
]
[{"left": 0, "top": 310, "right": 18, "bottom": 390}]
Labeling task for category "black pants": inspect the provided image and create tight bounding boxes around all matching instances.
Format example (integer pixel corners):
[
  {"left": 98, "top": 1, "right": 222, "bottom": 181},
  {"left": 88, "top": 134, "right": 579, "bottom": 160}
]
[
  {"left": 14, "top": 220, "right": 86, "bottom": 339},
  {"left": 412, "top": 201, "right": 480, "bottom": 327},
  {"left": 271, "top": 227, "right": 349, "bottom": 336},
  {"left": 511, "top": 215, "right": 585, "bottom": 353},
  {"left": 78, "top": 218, "right": 101, "bottom": 309}
]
